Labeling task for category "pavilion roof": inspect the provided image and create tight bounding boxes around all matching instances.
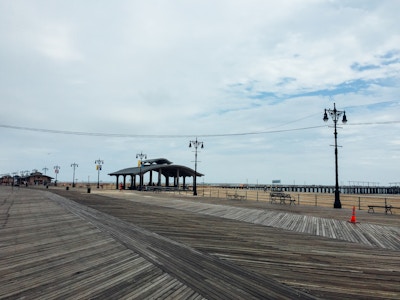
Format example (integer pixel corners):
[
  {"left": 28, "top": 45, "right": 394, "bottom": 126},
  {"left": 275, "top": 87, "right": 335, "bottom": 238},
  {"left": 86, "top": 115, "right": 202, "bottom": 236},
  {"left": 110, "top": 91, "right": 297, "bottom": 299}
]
[{"left": 108, "top": 158, "right": 203, "bottom": 178}]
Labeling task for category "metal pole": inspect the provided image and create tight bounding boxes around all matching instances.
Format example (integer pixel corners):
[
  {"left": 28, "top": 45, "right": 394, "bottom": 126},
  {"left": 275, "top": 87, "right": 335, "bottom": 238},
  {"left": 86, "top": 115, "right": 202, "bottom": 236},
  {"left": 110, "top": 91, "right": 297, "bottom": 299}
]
[
  {"left": 42, "top": 167, "right": 48, "bottom": 175},
  {"left": 189, "top": 138, "right": 204, "bottom": 196},
  {"left": 95, "top": 159, "right": 104, "bottom": 188},
  {"left": 71, "top": 163, "right": 78, "bottom": 187},
  {"left": 136, "top": 152, "right": 147, "bottom": 191},
  {"left": 333, "top": 114, "right": 341, "bottom": 208},
  {"left": 54, "top": 166, "right": 60, "bottom": 186},
  {"left": 194, "top": 146, "right": 198, "bottom": 195},
  {"left": 323, "top": 102, "right": 347, "bottom": 209}
]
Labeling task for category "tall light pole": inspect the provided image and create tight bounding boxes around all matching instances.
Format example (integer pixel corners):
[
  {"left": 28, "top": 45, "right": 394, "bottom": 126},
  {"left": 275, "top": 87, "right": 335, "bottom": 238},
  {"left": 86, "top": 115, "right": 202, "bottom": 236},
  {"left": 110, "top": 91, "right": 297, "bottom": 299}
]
[
  {"left": 22, "top": 170, "right": 29, "bottom": 185},
  {"left": 95, "top": 159, "right": 104, "bottom": 188},
  {"left": 42, "top": 167, "right": 48, "bottom": 175},
  {"left": 71, "top": 163, "right": 78, "bottom": 187},
  {"left": 323, "top": 103, "right": 347, "bottom": 209},
  {"left": 136, "top": 152, "right": 147, "bottom": 191},
  {"left": 12, "top": 172, "right": 18, "bottom": 186},
  {"left": 189, "top": 138, "right": 204, "bottom": 196},
  {"left": 54, "top": 165, "right": 60, "bottom": 186}
]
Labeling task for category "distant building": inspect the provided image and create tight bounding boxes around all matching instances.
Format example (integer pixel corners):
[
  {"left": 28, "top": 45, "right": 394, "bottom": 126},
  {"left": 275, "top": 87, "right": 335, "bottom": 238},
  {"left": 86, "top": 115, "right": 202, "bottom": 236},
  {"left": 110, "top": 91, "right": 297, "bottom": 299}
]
[
  {"left": 0, "top": 175, "right": 13, "bottom": 185},
  {"left": 25, "top": 172, "right": 53, "bottom": 186},
  {"left": 1, "top": 172, "right": 53, "bottom": 186}
]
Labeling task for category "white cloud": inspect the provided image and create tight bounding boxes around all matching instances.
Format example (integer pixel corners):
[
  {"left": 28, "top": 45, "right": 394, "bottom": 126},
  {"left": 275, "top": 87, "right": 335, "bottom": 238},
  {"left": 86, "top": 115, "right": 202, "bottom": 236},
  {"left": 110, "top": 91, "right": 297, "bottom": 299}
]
[{"left": 34, "top": 24, "right": 83, "bottom": 62}]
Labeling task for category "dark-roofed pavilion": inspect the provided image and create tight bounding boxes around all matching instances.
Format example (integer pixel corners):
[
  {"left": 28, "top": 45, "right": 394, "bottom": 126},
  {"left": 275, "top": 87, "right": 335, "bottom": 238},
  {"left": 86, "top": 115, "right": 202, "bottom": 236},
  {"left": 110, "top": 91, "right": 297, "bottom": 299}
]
[{"left": 108, "top": 158, "right": 203, "bottom": 190}]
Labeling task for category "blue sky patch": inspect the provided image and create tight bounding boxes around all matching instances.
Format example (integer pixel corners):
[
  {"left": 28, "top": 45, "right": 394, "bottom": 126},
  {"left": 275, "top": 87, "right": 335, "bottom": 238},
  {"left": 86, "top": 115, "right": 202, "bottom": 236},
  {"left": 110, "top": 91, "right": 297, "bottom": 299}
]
[
  {"left": 351, "top": 62, "right": 380, "bottom": 72},
  {"left": 277, "top": 77, "right": 296, "bottom": 86}
]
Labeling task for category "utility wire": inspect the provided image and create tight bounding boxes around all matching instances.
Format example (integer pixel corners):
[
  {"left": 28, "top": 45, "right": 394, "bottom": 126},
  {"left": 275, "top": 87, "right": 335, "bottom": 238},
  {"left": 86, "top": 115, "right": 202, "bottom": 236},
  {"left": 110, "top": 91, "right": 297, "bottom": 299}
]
[
  {"left": 0, "top": 124, "right": 326, "bottom": 138},
  {"left": 0, "top": 121, "right": 399, "bottom": 139}
]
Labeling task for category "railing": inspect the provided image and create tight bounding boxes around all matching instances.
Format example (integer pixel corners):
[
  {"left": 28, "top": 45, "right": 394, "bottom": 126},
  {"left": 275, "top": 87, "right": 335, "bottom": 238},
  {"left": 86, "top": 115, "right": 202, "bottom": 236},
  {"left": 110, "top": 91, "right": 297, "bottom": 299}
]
[
  {"left": 26, "top": 183, "right": 400, "bottom": 211},
  {"left": 167, "top": 186, "right": 400, "bottom": 211}
]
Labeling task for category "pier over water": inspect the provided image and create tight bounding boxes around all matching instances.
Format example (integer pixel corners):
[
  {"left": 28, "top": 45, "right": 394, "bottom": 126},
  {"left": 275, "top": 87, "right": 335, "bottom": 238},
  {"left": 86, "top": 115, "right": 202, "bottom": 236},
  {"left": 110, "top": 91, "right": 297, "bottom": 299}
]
[{"left": 216, "top": 184, "right": 400, "bottom": 195}]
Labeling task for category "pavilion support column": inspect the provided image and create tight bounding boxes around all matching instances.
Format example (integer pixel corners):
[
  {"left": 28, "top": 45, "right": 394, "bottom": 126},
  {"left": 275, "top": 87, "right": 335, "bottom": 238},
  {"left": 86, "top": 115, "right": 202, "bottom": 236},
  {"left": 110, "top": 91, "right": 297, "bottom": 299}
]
[
  {"left": 123, "top": 175, "right": 126, "bottom": 189},
  {"left": 158, "top": 169, "right": 162, "bottom": 186},
  {"left": 176, "top": 170, "right": 180, "bottom": 188},
  {"left": 149, "top": 171, "right": 153, "bottom": 186},
  {"left": 133, "top": 176, "right": 137, "bottom": 189},
  {"left": 115, "top": 175, "right": 119, "bottom": 190},
  {"left": 183, "top": 176, "right": 186, "bottom": 189},
  {"left": 166, "top": 176, "right": 170, "bottom": 187},
  {"left": 130, "top": 175, "right": 134, "bottom": 189}
]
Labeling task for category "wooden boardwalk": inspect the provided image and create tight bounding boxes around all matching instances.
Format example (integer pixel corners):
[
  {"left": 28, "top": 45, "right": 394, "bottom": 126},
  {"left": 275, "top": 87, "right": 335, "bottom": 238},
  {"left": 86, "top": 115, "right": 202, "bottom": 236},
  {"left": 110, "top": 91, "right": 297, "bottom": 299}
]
[
  {"left": 1, "top": 187, "right": 314, "bottom": 299},
  {"left": 117, "top": 195, "right": 400, "bottom": 250},
  {"left": 0, "top": 187, "right": 208, "bottom": 299},
  {"left": 1, "top": 186, "right": 400, "bottom": 299}
]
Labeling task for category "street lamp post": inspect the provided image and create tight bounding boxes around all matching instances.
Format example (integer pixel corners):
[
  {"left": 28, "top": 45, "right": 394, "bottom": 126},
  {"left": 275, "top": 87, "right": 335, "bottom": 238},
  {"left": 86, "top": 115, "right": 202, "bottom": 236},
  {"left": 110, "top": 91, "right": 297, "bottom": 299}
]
[
  {"left": 71, "top": 163, "right": 78, "bottom": 187},
  {"left": 12, "top": 172, "right": 18, "bottom": 187},
  {"left": 54, "top": 165, "right": 60, "bottom": 186},
  {"left": 95, "top": 159, "right": 104, "bottom": 188},
  {"left": 189, "top": 138, "right": 204, "bottom": 196},
  {"left": 42, "top": 167, "right": 48, "bottom": 175},
  {"left": 136, "top": 152, "right": 147, "bottom": 191},
  {"left": 323, "top": 103, "right": 347, "bottom": 209}
]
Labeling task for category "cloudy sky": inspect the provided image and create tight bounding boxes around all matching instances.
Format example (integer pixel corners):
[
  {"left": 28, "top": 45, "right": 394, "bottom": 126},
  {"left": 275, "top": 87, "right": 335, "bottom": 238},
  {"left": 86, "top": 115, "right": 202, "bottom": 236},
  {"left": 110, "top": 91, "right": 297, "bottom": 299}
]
[{"left": 1, "top": 0, "right": 399, "bottom": 187}]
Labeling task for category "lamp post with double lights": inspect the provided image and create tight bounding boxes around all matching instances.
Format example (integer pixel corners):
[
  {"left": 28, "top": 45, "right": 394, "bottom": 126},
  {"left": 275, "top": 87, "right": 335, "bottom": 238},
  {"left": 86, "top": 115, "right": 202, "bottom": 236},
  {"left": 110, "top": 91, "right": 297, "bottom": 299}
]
[
  {"left": 189, "top": 138, "right": 204, "bottom": 196},
  {"left": 54, "top": 165, "right": 60, "bottom": 186},
  {"left": 136, "top": 152, "right": 147, "bottom": 191},
  {"left": 95, "top": 159, "right": 104, "bottom": 188},
  {"left": 71, "top": 163, "right": 78, "bottom": 187},
  {"left": 42, "top": 167, "right": 48, "bottom": 175},
  {"left": 323, "top": 103, "right": 347, "bottom": 209},
  {"left": 12, "top": 172, "right": 18, "bottom": 187},
  {"left": 21, "top": 170, "right": 29, "bottom": 185}
]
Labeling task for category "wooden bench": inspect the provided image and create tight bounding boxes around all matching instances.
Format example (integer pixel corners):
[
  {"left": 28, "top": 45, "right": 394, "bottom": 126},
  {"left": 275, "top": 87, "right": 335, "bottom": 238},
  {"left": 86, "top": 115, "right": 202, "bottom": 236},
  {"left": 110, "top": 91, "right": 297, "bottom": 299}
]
[
  {"left": 151, "top": 187, "right": 162, "bottom": 193},
  {"left": 367, "top": 205, "right": 398, "bottom": 215},
  {"left": 145, "top": 186, "right": 179, "bottom": 192},
  {"left": 227, "top": 193, "right": 246, "bottom": 200},
  {"left": 269, "top": 192, "right": 296, "bottom": 205}
]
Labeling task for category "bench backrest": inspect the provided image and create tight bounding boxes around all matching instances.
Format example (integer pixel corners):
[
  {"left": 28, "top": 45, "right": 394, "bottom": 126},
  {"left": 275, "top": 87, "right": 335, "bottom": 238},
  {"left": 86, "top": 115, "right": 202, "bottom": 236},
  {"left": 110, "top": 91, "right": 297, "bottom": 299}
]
[{"left": 270, "top": 192, "right": 290, "bottom": 198}]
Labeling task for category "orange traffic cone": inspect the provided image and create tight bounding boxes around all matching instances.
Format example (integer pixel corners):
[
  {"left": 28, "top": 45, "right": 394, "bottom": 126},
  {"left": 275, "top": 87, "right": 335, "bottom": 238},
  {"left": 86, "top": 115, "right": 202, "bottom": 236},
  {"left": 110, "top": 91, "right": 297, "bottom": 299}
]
[{"left": 349, "top": 206, "right": 357, "bottom": 224}]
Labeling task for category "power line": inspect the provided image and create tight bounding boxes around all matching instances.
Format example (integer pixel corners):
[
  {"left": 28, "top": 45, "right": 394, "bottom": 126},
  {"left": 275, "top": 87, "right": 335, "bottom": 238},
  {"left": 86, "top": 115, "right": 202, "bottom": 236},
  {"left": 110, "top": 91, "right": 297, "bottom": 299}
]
[
  {"left": 345, "top": 121, "right": 400, "bottom": 126},
  {"left": 0, "top": 123, "right": 326, "bottom": 138},
  {"left": 0, "top": 120, "right": 399, "bottom": 139}
]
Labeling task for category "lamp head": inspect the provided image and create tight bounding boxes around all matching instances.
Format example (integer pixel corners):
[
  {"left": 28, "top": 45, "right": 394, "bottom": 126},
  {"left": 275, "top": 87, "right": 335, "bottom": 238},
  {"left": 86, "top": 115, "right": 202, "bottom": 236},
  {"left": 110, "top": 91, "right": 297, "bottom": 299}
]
[
  {"left": 342, "top": 112, "right": 347, "bottom": 124},
  {"left": 323, "top": 109, "right": 329, "bottom": 122}
]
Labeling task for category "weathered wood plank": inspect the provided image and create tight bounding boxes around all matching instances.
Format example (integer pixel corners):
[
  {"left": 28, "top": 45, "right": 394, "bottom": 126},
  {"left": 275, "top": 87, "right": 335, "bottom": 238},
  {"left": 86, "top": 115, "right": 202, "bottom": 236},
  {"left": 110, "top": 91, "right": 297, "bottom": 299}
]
[
  {"left": 81, "top": 189, "right": 400, "bottom": 299},
  {"left": 2, "top": 186, "right": 400, "bottom": 299},
  {"left": 0, "top": 188, "right": 206, "bottom": 299},
  {"left": 120, "top": 194, "right": 400, "bottom": 250}
]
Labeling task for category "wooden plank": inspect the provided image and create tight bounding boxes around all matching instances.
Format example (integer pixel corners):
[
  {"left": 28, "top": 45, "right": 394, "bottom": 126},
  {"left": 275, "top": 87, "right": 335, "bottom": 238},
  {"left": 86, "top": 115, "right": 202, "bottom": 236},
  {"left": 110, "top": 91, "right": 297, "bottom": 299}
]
[
  {"left": 3, "top": 186, "right": 400, "bottom": 299},
  {"left": 77, "top": 189, "right": 399, "bottom": 299},
  {"left": 0, "top": 187, "right": 205, "bottom": 299},
  {"left": 121, "top": 193, "right": 400, "bottom": 250}
]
